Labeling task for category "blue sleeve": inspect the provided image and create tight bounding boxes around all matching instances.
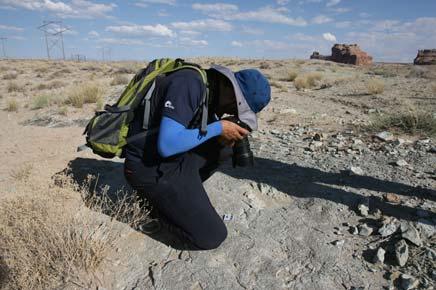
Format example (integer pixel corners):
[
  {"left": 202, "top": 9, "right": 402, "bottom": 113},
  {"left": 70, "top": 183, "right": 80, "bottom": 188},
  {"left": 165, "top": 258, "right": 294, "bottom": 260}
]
[{"left": 158, "top": 117, "right": 222, "bottom": 158}]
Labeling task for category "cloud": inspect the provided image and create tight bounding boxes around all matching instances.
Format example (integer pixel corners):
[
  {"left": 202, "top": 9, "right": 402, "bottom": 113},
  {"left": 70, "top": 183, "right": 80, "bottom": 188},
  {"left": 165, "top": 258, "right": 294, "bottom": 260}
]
[
  {"left": 345, "top": 17, "right": 436, "bottom": 62},
  {"left": 312, "top": 15, "right": 333, "bottom": 24},
  {"left": 134, "top": 0, "right": 175, "bottom": 7},
  {"left": 222, "top": 6, "right": 307, "bottom": 26},
  {"left": 106, "top": 24, "right": 175, "bottom": 37},
  {"left": 171, "top": 19, "right": 232, "bottom": 31},
  {"left": 192, "top": 3, "right": 238, "bottom": 14},
  {"left": 231, "top": 40, "right": 243, "bottom": 47},
  {"left": 0, "top": 0, "right": 116, "bottom": 18},
  {"left": 241, "top": 26, "right": 264, "bottom": 35},
  {"left": 179, "top": 37, "right": 208, "bottom": 46},
  {"left": 326, "top": 0, "right": 341, "bottom": 7},
  {"left": 99, "top": 38, "right": 145, "bottom": 45},
  {"left": 0, "top": 24, "right": 23, "bottom": 31},
  {"left": 322, "top": 32, "right": 336, "bottom": 42},
  {"left": 276, "top": 0, "right": 290, "bottom": 5},
  {"left": 88, "top": 30, "right": 99, "bottom": 37}
]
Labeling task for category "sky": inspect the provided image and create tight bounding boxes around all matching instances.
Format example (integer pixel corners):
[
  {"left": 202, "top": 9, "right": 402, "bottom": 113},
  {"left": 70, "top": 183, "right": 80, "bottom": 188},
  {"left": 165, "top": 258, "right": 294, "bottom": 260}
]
[{"left": 0, "top": 0, "right": 435, "bottom": 62}]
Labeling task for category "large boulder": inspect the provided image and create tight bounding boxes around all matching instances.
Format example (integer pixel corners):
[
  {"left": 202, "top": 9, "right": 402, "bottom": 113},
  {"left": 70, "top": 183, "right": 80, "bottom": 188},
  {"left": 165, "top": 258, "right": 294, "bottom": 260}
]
[
  {"left": 414, "top": 49, "right": 436, "bottom": 65},
  {"left": 330, "top": 44, "right": 373, "bottom": 65}
]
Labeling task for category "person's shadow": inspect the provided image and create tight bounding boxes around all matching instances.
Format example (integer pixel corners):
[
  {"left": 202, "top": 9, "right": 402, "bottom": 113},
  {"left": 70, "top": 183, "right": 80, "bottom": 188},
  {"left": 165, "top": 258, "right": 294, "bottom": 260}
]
[{"left": 60, "top": 157, "right": 435, "bottom": 250}]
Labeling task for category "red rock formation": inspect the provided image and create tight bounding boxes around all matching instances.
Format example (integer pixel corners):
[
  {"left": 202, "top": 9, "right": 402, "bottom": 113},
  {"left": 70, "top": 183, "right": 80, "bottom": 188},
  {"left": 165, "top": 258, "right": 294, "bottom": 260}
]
[
  {"left": 330, "top": 44, "right": 373, "bottom": 65},
  {"left": 309, "top": 44, "right": 373, "bottom": 65},
  {"left": 414, "top": 49, "right": 436, "bottom": 65},
  {"left": 310, "top": 51, "right": 330, "bottom": 61}
]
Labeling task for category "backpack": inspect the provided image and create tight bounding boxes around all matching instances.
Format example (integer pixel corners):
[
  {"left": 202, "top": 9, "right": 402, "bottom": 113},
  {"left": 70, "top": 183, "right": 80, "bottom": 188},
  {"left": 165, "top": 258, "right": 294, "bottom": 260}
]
[{"left": 81, "top": 58, "right": 209, "bottom": 159}]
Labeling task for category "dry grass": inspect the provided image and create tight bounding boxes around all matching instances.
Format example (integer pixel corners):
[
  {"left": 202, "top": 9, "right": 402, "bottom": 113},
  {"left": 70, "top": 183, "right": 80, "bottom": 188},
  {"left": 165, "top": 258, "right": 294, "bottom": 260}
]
[
  {"left": 34, "top": 66, "right": 49, "bottom": 74},
  {"left": 368, "top": 108, "right": 436, "bottom": 136},
  {"left": 35, "top": 80, "right": 65, "bottom": 91},
  {"left": 0, "top": 173, "right": 150, "bottom": 289},
  {"left": 31, "top": 95, "right": 52, "bottom": 109},
  {"left": 5, "top": 99, "right": 18, "bottom": 112},
  {"left": 2, "top": 72, "right": 17, "bottom": 80},
  {"left": 366, "top": 79, "right": 385, "bottom": 95},
  {"left": 270, "top": 81, "right": 287, "bottom": 92},
  {"left": 7, "top": 82, "right": 23, "bottom": 93},
  {"left": 279, "top": 69, "right": 298, "bottom": 82},
  {"left": 65, "top": 84, "right": 104, "bottom": 108},
  {"left": 294, "top": 72, "right": 323, "bottom": 90},
  {"left": 10, "top": 164, "right": 33, "bottom": 181},
  {"left": 110, "top": 74, "right": 129, "bottom": 86},
  {"left": 432, "top": 83, "right": 436, "bottom": 94},
  {"left": 58, "top": 106, "right": 68, "bottom": 116}
]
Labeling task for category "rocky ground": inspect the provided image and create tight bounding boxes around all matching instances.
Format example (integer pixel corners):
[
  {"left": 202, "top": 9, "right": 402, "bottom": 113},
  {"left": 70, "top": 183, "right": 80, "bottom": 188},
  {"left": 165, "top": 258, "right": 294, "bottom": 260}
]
[{"left": 0, "top": 58, "right": 435, "bottom": 290}]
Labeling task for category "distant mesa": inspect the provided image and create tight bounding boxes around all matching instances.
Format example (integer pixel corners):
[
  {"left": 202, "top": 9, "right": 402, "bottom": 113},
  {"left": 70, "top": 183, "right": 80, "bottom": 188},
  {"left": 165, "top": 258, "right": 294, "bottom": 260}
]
[
  {"left": 414, "top": 49, "right": 436, "bottom": 65},
  {"left": 310, "top": 44, "right": 373, "bottom": 66}
]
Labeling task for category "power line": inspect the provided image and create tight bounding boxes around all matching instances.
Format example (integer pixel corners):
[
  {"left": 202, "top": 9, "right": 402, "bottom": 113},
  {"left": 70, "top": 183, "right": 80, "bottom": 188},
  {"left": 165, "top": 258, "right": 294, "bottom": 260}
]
[
  {"left": 37, "top": 21, "right": 69, "bottom": 60},
  {"left": 0, "top": 37, "right": 7, "bottom": 58}
]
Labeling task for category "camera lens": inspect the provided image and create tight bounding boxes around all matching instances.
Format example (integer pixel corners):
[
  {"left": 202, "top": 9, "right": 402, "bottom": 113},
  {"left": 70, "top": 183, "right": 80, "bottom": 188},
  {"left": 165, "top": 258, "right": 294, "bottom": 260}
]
[{"left": 232, "top": 136, "right": 254, "bottom": 167}]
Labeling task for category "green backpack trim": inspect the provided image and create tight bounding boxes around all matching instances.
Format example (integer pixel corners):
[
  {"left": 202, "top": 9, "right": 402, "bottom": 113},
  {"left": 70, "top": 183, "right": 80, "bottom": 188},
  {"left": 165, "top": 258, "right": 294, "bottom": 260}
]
[{"left": 82, "top": 58, "right": 209, "bottom": 159}]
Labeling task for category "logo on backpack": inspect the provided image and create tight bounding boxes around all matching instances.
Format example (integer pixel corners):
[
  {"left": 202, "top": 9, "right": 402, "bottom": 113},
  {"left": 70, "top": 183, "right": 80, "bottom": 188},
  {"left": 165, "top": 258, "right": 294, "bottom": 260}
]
[{"left": 164, "top": 100, "right": 175, "bottom": 110}]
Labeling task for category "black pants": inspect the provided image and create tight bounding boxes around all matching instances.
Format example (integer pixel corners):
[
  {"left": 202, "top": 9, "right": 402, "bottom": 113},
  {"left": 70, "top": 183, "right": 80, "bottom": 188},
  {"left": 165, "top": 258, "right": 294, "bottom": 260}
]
[{"left": 124, "top": 139, "right": 231, "bottom": 250}]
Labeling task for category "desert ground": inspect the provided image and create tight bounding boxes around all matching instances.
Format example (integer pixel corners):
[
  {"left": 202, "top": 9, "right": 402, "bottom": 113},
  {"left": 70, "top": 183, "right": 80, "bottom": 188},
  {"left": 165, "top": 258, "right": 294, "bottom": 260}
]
[{"left": 0, "top": 58, "right": 435, "bottom": 289}]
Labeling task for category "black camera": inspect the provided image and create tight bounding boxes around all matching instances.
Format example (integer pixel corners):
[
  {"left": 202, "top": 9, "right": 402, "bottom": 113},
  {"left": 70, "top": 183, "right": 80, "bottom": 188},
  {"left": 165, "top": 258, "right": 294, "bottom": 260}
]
[{"left": 226, "top": 117, "right": 254, "bottom": 168}]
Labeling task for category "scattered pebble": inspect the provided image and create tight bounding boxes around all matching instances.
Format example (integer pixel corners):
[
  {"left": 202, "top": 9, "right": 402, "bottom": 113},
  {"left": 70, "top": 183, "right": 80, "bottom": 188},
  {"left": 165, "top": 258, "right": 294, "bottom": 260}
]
[
  {"left": 401, "top": 222, "right": 422, "bottom": 247},
  {"left": 400, "top": 274, "right": 419, "bottom": 290},
  {"left": 374, "top": 247, "right": 386, "bottom": 264},
  {"left": 383, "top": 193, "right": 401, "bottom": 204},
  {"left": 349, "top": 166, "right": 364, "bottom": 176},
  {"left": 374, "top": 131, "right": 395, "bottom": 142},
  {"left": 395, "top": 159, "right": 408, "bottom": 167},
  {"left": 395, "top": 239, "right": 409, "bottom": 267},
  {"left": 357, "top": 203, "right": 369, "bottom": 217},
  {"left": 378, "top": 222, "right": 398, "bottom": 237},
  {"left": 358, "top": 224, "right": 373, "bottom": 236}
]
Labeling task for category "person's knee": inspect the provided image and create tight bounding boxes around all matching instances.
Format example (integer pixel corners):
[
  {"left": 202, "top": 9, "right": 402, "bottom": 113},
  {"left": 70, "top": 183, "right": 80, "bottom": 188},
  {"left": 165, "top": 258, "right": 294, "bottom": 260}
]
[{"left": 192, "top": 221, "right": 228, "bottom": 250}]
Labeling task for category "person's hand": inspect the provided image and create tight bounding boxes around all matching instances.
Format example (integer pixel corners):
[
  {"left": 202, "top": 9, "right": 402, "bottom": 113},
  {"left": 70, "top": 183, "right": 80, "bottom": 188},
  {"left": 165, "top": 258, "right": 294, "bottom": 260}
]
[{"left": 219, "top": 120, "right": 249, "bottom": 147}]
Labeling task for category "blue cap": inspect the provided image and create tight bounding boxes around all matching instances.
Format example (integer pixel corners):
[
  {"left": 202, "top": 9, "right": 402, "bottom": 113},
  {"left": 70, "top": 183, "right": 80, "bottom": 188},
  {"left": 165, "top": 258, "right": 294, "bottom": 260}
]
[{"left": 234, "top": 69, "right": 271, "bottom": 113}]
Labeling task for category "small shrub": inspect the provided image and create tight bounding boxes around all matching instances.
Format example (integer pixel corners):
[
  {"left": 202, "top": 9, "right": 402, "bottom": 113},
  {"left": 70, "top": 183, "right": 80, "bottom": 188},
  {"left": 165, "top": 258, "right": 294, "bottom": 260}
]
[
  {"left": 5, "top": 99, "right": 18, "bottom": 112},
  {"left": 368, "top": 109, "right": 436, "bottom": 136},
  {"left": 95, "top": 97, "right": 104, "bottom": 111},
  {"left": 34, "top": 66, "right": 49, "bottom": 74},
  {"left": 366, "top": 79, "right": 385, "bottom": 95},
  {"left": 259, "top": 62, "right": 271, "bottom": 69},
  {"left": 270, "top": 81, "right": 287, "bottom": 92},
  {"left": 10, "top": 164, "right": 33, "bottom": 181},
  {"left": 7, "top": 82, "right": 23, "bottom": 93},
  {"left": 280, "top": 69, "right": 298, "bottom": 82},
  {"left": 3, "top": 72, "right": 17, "bottom": 80},
  {"left": 32, "top": 95, "right": 51, "bottom": 109},
  {"left": 294, "top": 72, "right": 323, "bottom": 90},
  {"left": 65, "top": 84, "right": 104, "bottom": 108},
  {"left": 35, "top": 81, "right": 65, "bottom": 91},
  {"left": 110, "top": 74, "right": 129, "bottom": 86},
  {"left": 57, "top": 106, "right": 68, "bottom": 116},
  {"left": 370, "top": 67, "right": 396, "bottom": 78}
]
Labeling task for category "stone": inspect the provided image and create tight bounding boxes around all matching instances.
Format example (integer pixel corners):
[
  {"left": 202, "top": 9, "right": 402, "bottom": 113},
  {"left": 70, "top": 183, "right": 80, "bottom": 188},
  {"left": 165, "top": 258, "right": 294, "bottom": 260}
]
[
  {"left": 358, "top": 224, "right": 373, "bottom": 236},
  {"left": 330, "top": 44, "right": 373, "bottom": 65},
  {"left": 400, "top": 274, "right": 419, "bottom": 290},
  {"left": 357, "top": 203, "right": 369, "bottom": 216},
  {"left": 400, "top": 222, "right": 422, "bottom": 247},
  {"left": 350, "top": 166, "right": 364, "bottom": 176},
  {"left": 395, "top": 239, "right": 409, "bottom": 267},
  {"left": 395, "top": 159, "right": 408, "bottom": 167},
  {"left": 378, "top": 222, "right": 398, "bottom": 237},
  {"left": 425, "top": 247, "right": 436, "bottom": 260},
  {"left": 383, "top": 193, "right": 401, "bottom": 204},
  {"left": 374, "top": 247, "right": 386, "bottom": 264},
  {"left": 333, "top": 239, "right": 345, "bottom": 247},
  {"left": 413, "top": 49, "right": 436, "bottom": 65},
  {"left": 350, "top": 226, "right": 359, "bottom": 235},
  {"left": 416, "top": 219, "right": 436, "bottom": 239},
  {"left": 374, "top": 131, "right": 394, "bottom": 142}
]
